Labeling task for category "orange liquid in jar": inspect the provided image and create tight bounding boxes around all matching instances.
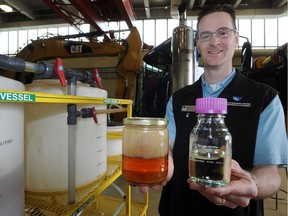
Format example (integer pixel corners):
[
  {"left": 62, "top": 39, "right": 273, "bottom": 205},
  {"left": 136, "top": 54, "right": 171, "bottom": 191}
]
[{"left": 122, "top": 154, "right": 168, "bottom": 185}]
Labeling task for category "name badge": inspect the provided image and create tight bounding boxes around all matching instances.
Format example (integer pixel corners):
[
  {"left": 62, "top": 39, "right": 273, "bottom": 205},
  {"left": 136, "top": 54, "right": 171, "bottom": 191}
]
[{"left": 181, "top": 105, "right": 195, "bottom": 112}]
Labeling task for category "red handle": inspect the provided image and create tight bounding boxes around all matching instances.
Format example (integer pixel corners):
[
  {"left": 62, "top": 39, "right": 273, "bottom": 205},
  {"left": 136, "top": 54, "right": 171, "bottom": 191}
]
[
  {"left": 93, "top": 68, "right": 103, "bottom": 89},
  {"left": 91, "top": 107, "right": 98, "bottom": 124},
  {"left": 54, "top": 58, "right": 67, "bottom": 87}
]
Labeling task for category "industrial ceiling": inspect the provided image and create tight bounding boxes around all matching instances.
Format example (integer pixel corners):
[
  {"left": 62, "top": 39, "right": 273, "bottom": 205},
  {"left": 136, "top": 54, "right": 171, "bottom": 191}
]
[{"left": 0, "top": 0, "right": 287, "bottom": 32}]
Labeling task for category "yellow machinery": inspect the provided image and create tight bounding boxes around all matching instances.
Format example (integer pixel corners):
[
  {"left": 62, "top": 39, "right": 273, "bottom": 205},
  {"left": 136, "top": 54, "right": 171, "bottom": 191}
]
[{"left": 3, "top": 27, "right": 142, "bottom": 101}]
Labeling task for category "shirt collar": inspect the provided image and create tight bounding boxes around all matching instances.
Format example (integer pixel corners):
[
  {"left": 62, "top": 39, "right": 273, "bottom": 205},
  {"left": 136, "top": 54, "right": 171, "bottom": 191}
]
[{"left": 201, "top": 68, "right": 236, "bottom": 98}]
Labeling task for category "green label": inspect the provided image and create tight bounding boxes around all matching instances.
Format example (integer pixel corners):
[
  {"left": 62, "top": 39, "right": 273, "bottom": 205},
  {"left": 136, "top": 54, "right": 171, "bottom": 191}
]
[
  {"left": 104, "top": 98, "right": 119, "bottom": 104},
  {"left": 0, "top": 92, "right": 36, "bottom": 102}
]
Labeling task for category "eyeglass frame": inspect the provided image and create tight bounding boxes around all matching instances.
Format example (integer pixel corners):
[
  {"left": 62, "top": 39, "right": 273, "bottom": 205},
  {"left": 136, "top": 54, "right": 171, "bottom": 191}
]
[{"left": 197, "top": 27, "right": 238, "bottom": 42}]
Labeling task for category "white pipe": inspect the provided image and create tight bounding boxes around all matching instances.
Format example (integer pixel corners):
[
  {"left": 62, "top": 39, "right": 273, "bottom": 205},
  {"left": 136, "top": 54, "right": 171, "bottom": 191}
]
[
  {"left": 111, "top": 183, "right": 126, "bottom": 198},
  {"left": 68, "top": 82, "right": 77, "bottom": 204},
  {"left": 68, "top": 124, "right": 76, "bottom": 204},
  {"left": 112, "top": 201, "right": 126, "bottom": 216}
]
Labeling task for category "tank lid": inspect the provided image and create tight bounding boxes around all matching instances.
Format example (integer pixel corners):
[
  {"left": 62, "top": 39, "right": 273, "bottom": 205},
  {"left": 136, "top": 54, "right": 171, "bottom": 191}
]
[
  {"left": 123, "top": 117, "right": 168, "bottom": 126},
  {"left": 196, "top": 98, "right": 227, "bottom": 114}
]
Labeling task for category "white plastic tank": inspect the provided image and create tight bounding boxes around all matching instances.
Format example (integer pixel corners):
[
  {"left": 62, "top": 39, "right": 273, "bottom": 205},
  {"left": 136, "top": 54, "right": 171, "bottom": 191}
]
[
  {"left": 106, "top": 122, "right": 124, "bottom": 176},
  {"left": 25, "top": 79, "right": 107, "bottom": 191},
  {"left": 107, "top": 122, "right": 124, "bottom": 156},
  {"left": 0, "top": 76, "right": 25, "bottom": 215}
]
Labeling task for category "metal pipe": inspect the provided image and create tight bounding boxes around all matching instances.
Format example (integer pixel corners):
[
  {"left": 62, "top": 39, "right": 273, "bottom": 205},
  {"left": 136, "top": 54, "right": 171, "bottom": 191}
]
[
  {"left": 0, "top": 54, "right": 38, "bottom": 73},
  {"left": 171, "top": 5, "right": 195, "bottom": 93},
  {"left": 0, "top": 54, "right": 96, "bottom": 86}
]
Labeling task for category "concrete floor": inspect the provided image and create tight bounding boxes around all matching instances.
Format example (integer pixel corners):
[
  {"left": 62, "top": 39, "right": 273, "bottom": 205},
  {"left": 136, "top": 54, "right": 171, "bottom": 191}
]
[{"left": 102, "top": 166, "right": 287, "bottom": 216}]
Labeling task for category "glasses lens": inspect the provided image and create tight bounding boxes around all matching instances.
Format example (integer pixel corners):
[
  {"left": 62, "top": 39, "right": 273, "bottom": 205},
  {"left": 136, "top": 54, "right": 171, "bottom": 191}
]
[
  {"left": 199, "top": 28, "right": 235, "bottom": 41},
  {"left": 217, "top": 31, "right": 228, "bottom": 38},
  {"left": 217, "top": 29, "right": 230, "bottom": 39},
  {"left": 199, "top": 33, "right": 211, "bottom": 41}
]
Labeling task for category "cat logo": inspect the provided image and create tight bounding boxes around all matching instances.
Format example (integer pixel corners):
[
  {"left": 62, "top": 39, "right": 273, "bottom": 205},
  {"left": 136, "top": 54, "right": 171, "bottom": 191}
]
[
  {"left": 70, "top": 45, "right": 83, "bottom": 54},
  {"left": 65, "top": 43, "right": 93, "bottom": 54}
]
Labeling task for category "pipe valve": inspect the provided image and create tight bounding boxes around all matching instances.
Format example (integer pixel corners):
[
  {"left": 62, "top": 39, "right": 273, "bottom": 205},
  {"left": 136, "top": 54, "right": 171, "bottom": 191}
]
[
  {"left": 93, "top": 68, "right": 103, "bottom": 89},
  {"left": 54, "top": 58, "right": 67, "bottom": 87},
  {"left": 79, "top": 107, "right": 98, "bottom": 124}
]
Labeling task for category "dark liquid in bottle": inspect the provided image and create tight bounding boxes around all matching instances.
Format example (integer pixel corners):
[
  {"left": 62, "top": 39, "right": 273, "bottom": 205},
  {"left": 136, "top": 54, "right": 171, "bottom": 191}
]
[{"left": 122, "top": 154, "right": 168, "bottom": 185}]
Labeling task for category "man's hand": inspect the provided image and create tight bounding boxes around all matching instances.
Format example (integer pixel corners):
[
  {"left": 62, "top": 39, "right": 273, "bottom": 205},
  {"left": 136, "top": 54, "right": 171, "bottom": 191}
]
[{"left": 187, "top": 160, "right": 258, "bottom": 208}]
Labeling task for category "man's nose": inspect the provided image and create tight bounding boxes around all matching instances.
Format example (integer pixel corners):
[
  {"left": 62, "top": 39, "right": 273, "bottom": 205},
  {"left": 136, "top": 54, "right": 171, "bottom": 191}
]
[{"left": 209, "top": 33, "right": 220, "bottom": 44}]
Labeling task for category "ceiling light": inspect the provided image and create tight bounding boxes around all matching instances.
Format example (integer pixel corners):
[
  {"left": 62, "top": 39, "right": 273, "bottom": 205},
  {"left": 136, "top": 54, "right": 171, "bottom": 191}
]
[{"left": 0, "top": 4, "right": 13, "bottom": 12}]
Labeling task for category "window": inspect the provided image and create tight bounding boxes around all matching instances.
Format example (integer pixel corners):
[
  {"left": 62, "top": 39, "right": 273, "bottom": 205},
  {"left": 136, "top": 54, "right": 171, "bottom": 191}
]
[
  {"left": 119, "top": 21, "right": 130, "bottom": 39},
  {"left": 133, "top": 20, "right": 144, "bottom": 43},
  {"left": 156, "top": 19, "right": 167, "bottom": 46},
  {"left": 0, "top": 15, "right": 287, "bottom": 56},
  {"left": 168, "top": 19, "right": 179, "bottom": 38},
  {"left": 265, "top": 18, "right": 278, "bottom": 48},
  {"left": 0, "top": 32, "right": 8, "bottom": 54},
  {"left": 278, "top": 16, "right": 288, "bottom": 46},
  {"left": 238, "top": 19, "right": 251, "bottom": 46},
  {"left": 58, "top": 27, "right": 69, "bottom": 36},
  {"left": 27, "top": 29, "right": 37, "bottom": 43},
  {"left": 252, "top": 19, "right": 264, "bottom": 47},
  {"left": 143, "top": 20, "right": 155, "bottom": 47},
  {"left": 8, "top": 31, "right": 18, "bottom": 54},
  {"left": 18, "top": 30, "right": 28, "bottom": 51}
]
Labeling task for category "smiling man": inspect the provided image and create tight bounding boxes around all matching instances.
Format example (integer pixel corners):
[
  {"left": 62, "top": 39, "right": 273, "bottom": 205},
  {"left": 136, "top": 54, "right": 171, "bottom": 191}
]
[{"left": 138, "top": 4, "right": 287, "bottom": 216}]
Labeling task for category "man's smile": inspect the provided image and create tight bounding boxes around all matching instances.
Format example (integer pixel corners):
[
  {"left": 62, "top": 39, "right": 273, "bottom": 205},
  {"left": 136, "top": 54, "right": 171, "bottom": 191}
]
[{"left": 208, "top": 49, "right": 223, "bottom": 54}]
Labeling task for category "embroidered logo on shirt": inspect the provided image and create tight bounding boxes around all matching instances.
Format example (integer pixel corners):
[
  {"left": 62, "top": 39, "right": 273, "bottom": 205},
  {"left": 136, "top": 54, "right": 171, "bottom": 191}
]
[
  {"left": 229, "top": 96, "right": 251, "bottom": 107},
  {"left": 233, "top": 96, "right": 242, "bottom": 101}
]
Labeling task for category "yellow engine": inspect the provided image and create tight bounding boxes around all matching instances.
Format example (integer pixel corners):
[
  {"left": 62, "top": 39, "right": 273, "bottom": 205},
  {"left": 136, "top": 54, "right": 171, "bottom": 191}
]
[{"left": 3, "top": 27, "right": 142, "bottom": 101}]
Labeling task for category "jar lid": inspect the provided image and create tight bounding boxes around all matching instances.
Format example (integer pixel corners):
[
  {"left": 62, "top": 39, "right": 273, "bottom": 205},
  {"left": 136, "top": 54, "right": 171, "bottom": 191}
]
[
  {"left": 123, "top": 117, "right": 168, "bottom": 126},
  {"left": 195, "top": 98, "right": 227, "bottom": 114}
]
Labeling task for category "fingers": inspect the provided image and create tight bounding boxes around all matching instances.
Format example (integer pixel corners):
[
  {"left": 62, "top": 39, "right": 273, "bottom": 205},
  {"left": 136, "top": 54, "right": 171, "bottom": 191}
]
[
  {"left": 214, "top": 197, "right": 226, "bottom": 206},
  {"left": 138, "top": 186, "right": 149, "bottom": 194},
  {"left": 213, "top": 197, "right": 238, "bottom": 209},
  {"left": 231, "top": 159, "right": 241, "bottom": 170},
  {"left": 197, "top": 191, "right": 239, "bottom": 209},
  {"left": 137, "top": 184, "right": 163, "bottom": 194},
  {"left": 151, "top": 185, "right": 162, "bottom": 190},
  {"left": 187, "top": 178, "right": 206, "bottom": 190},
  {"left": 187, "top": 177, "right": 253, "bottom": 208}
]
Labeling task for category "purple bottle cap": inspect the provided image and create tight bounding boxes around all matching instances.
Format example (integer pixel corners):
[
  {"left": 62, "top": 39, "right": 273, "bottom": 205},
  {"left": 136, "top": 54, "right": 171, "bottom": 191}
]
[{"left": 195, "top": 98, "right": 227, "bottom": 114}]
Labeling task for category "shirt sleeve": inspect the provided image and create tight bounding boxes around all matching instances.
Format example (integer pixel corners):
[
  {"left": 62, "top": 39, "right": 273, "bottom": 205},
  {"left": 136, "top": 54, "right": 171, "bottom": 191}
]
[
  {"left": 253, "top": 95, "right": 288, "bottom": 165},
  {"left": 165, "top": 96, "right": 176, "bottom": 145}
]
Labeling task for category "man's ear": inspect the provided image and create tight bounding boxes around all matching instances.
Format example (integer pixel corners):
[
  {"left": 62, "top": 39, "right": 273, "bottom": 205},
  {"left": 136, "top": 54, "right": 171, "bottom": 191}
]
[
  {"left": 196, "top": 41, "right": 201, "bottom": 54},
  {"left": 235, "top": 32, "right": 239, "bottom": 49}
]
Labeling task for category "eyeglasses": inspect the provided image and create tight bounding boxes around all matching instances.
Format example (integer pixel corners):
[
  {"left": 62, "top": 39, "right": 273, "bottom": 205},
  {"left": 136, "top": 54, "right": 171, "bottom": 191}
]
[{"left": 198, "top": 28, "right": 237, "bottom": 42}]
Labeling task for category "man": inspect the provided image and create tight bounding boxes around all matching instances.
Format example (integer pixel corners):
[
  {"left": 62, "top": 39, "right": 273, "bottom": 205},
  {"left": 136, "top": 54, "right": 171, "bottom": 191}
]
[{"left": 139, "top": 4, "right": 287, "bottom": 216}]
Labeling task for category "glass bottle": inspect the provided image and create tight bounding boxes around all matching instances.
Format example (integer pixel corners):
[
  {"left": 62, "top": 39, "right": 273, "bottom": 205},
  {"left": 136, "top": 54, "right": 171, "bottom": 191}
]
[
  {"left": 122, "top": 117, "right": 169, "bottom": 186},
  {"left": 189, "top": 98, "right": 232, "bottom": 187}
]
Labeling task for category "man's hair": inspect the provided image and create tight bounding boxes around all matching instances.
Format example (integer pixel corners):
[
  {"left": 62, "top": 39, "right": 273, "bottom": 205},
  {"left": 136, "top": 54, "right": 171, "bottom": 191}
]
[{"left": 197, "top": 4, "right": 237, "bottom": 32}]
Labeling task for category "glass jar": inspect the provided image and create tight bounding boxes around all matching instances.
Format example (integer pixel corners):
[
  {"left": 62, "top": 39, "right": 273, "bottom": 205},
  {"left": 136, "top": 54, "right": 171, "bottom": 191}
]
[
  {"left": 189, "top": 98, "right": 232, "bottom": 187},
  {"left": 122, "top": 117, "right": 169, "bottom": 186}
]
